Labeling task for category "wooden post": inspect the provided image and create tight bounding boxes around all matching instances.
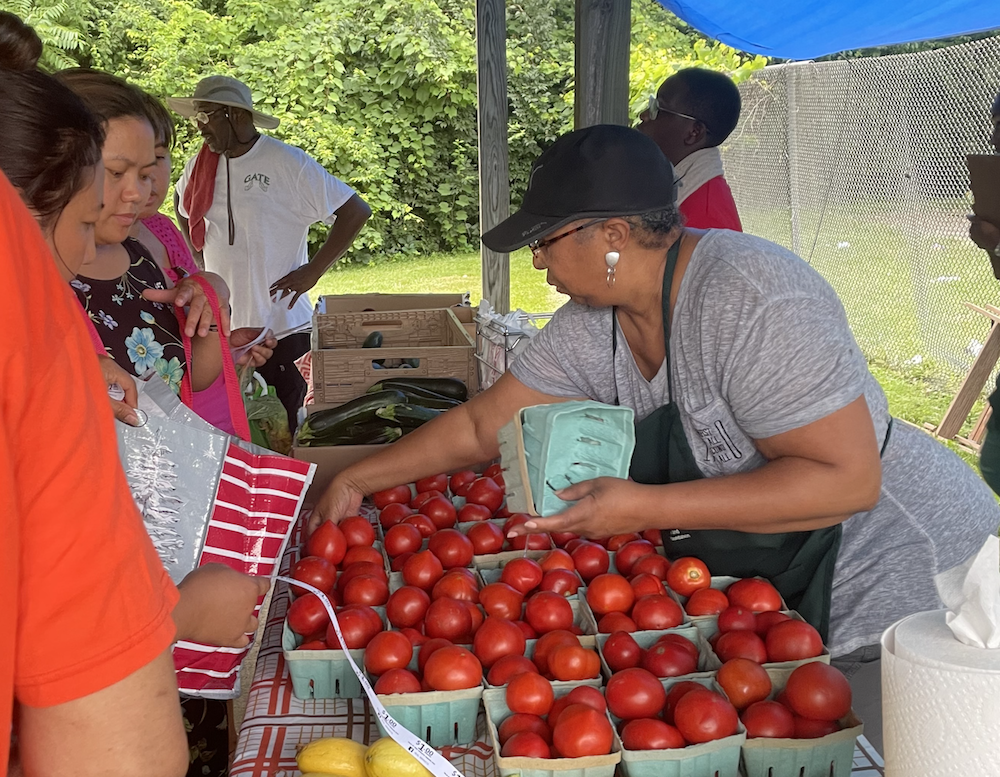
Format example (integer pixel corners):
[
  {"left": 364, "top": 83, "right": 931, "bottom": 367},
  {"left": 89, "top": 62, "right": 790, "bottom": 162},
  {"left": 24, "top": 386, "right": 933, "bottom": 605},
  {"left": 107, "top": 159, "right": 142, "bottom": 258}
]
[
  {"left": 936, "top": 303, "right": 1000, "bottom": 439},
  {"left": 575, "top": 0, "right": 632, "bottom": 129},
  {"left": 477, "top": 0, "right": 511, "bottom": 314}
]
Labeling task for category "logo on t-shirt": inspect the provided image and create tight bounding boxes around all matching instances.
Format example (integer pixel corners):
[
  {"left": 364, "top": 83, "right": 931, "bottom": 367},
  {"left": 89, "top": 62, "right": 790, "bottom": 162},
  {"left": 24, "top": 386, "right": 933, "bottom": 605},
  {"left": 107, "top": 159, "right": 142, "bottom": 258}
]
[
  {"left": 697, "top": 421, "right": 743, "bottom": 464},
  {"left": 244, "top": 172, "right": 271, "bottom": 192}
]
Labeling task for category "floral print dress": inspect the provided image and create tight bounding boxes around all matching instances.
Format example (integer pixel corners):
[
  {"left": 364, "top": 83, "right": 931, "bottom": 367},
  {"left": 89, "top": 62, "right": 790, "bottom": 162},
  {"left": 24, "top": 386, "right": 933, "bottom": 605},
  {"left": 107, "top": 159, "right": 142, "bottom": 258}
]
[{"left": 73, "top": 238, "right": 187, "bottom": 394}]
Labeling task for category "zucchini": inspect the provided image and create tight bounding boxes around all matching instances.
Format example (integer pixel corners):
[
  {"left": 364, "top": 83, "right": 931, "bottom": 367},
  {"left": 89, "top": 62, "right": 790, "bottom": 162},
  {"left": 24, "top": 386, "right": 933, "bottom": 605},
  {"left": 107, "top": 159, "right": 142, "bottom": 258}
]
[
  {"left": 300, "top": 424, "right": 403, "bottom": 447},
  {"left": 376, "top": 403, "right": 441, "bottom": 428},
  {"left": 402, "top": 393, "right": 461, "bottom": 410},
  {"left": 299, "top": 390, "right": 407, "bottom": 440},
  {"left": 367, "top": 377, "right": 468, "bottom": 401},
  {"left": 362, "top": 331, "right": 384, "bottom": 348}
]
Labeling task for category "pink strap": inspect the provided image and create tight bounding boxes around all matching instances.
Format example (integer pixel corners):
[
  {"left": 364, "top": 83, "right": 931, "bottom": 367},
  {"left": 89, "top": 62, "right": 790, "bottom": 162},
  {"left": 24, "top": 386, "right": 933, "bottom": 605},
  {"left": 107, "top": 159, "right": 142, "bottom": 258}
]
[{"left": 175, "top": 275, "right": 252, "bottom": 441}]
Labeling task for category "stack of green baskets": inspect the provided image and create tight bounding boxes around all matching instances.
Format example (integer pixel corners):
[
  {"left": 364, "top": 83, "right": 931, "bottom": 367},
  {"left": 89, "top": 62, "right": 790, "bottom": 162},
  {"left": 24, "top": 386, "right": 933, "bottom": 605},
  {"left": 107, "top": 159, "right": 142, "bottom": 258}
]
[{"left": 499, "top": 401, "right": 635, "bottom": 517}]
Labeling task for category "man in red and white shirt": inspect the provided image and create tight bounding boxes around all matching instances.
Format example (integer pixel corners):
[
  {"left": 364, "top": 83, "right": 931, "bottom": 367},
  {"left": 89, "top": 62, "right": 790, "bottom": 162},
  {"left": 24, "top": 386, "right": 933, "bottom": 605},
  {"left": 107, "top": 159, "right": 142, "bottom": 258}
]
[{"left": 637, "top": 68, "right": 743, "bottom": 231}]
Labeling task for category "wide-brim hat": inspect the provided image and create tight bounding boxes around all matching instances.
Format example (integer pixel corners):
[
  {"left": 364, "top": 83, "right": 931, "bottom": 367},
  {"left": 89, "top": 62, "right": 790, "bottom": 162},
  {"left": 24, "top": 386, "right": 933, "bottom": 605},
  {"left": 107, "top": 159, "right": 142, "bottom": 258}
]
[
  {"left": 167, "top": 75, "right": 280, "bottom": 130},
  {"left": 481, "top": 124, "right": 676, "bottom": 253}
]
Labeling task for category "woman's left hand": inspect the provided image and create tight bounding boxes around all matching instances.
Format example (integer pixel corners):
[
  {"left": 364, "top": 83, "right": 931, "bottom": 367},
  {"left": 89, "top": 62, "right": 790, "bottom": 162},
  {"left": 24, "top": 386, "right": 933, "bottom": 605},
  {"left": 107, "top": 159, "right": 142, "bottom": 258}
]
[
  {"left": 142, "top": 272, "right": 232, "bottom": 338},
  {"left": 505, "top": 477, "right": 650, "bottom": 540},
  {"left": 231, "top": 327, "right": 277, "bottom": 368}
]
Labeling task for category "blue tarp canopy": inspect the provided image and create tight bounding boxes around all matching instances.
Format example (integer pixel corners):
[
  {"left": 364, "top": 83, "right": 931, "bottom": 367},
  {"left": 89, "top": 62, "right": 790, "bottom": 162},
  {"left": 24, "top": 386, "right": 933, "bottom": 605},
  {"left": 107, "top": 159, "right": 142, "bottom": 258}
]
[{"left": 658, "top": 0, "right": 1000, "bottom": 60}]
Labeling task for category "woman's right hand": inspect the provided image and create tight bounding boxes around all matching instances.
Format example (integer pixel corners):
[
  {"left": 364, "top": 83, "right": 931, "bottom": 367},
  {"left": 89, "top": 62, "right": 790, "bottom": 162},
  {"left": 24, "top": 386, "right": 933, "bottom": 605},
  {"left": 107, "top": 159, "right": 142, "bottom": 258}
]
[
  {"left": 97, "top": 354, "right": 140, "bottom": 426},
  {"left": 308, "top": 476, "right": 365, "bottom": 536},
  {"left": 174, "top": 564, "right": 271, "bottom": 648}
]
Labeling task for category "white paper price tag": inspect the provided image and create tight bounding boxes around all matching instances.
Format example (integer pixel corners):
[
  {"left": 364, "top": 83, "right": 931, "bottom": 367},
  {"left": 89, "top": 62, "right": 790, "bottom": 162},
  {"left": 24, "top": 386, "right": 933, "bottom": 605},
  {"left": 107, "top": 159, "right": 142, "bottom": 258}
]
[{"left": 276, "top": 577, "right": 467, "bottom": 777}]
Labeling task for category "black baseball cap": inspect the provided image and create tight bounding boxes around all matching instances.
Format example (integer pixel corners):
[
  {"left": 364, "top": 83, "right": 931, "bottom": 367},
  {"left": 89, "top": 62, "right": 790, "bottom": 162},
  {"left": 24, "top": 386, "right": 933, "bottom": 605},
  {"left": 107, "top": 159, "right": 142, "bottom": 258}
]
[{"left": 481, "top": 124, "right": 677, "bottom": 253}]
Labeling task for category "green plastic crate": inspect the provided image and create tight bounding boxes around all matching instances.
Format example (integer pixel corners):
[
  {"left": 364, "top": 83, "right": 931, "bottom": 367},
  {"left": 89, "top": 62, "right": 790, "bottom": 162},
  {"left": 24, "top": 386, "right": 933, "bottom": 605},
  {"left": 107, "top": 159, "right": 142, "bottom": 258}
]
[
  {"left": 483, "top": 687, "right": 621, "bottom": 777},
  {"left": 499, "top": 401, "right": 635, "bottom": 517},
  {"left": 739, "top": 667, "right": 863, "bottom": 777}
]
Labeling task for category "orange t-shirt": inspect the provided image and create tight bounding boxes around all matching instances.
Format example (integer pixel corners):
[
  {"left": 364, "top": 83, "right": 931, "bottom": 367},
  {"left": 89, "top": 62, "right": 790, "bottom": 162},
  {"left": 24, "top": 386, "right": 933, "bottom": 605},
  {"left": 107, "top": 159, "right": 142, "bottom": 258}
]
[{"left": 0, "top": 173, "right": 179, "bottom": 765}]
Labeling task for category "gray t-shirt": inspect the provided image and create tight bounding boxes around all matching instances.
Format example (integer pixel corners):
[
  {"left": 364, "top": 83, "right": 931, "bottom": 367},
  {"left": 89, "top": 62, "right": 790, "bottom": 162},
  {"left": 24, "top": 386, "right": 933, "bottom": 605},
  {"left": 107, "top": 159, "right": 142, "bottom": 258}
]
[{"left": 511, "top": 229, "right": 1000, "bottom": 656}]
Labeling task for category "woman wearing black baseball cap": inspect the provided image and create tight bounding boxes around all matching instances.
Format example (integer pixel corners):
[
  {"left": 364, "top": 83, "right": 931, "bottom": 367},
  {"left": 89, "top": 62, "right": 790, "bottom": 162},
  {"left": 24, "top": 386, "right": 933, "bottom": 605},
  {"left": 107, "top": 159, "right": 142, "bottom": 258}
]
[{"left": 314, "top": 124, "right": 999, "bottom": 752}]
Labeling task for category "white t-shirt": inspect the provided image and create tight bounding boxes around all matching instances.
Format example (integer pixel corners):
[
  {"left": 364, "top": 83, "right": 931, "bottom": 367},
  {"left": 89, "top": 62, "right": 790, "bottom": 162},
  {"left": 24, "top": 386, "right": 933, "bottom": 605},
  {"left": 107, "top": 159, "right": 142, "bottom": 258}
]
[{"left": 176, "top": 135, "right": 355, "bottom": 332}]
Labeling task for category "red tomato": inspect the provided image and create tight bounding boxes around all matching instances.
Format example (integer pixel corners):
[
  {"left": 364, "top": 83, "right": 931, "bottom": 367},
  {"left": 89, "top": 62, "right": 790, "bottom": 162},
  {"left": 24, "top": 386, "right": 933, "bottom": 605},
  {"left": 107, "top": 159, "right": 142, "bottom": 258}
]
[
  {"left": 479, "top": 582, "right": 524, "bottom": 620},
  {"left": 342, "top": 574, "right": 389, "bottom": 607},
  {"left": 621, "top": 718, "right": 686, "bottom": 750},
  {"left": 462, "top": 599, "right": 484, "bottom": 637},
  {"left": 793, "top": 715, "right": 841, "bottom": 738},
  {"left": 415, "top": 473, "right": 448, "bottom": 494},
  {"left": 326, "top": 606, "right": 382, "bottom": 649},
  {"left": 665, "top": 557, "right": 711, "bottom": 597},
  {"left": 506, "top": 672, "right": 554, "bottom": 716},
  {"left": 372, "top": 484, "right": 411, "bottom": 510},
  {"left": 424, "top": 597, "right": 473, "bottom": 642},
  {"left": 716, "top": 658, "right": 772, "bottom": 710},
  {"left": 755, "top": 610, "right": 793, "bottom": 637},
  {"left": 718, "top": 605, "right": 758, "bottom": 633},
  {"left": 390, "top": 552, "right": 414, "bottom": 572},
  {"left": 386, "top": 585, "right": 431, "bottom": 629},
  {"left": 383, "top": 523, "right": 423, "bottom": 559},
  {"left": 473, "top": 617, "right": 526, "bottom": 669},
  {"left": 458, "top": 503, "right": 493, "bottom": 523},
  {"left": 765, "top": 620, "right": 824, "bottom": 663},
  {"left": 363, "top": 631, "right": 413, "bottom": 676},
  {"left": 630, "top": 573, "right": 667, "bottom": 599},
  {"left": 449, "top": 470, "right": 478, "bottom": 497},
  {"left": 501, "top": 732, "right": 549, "bottom": 758},
  {"left": 630, "top": 553, "right": 671, "bottom": 580},
  {"left": 550, "top": 531, "right": 579, "bottom": 548},
  {"left": 552, "top": 704, "right": 613, "bottom": 757},
  {"left": 539, "top": 569, "right": 581, "bottom": 597},
  {"left": 487, "top": 654, "right": 539, "bottom": 686},
  {"left": 614, "top": 540, "right": 656, "bottom": 576},
  {"left": 399, "top": 627, "right": 428, "bottom": 647},
  {"left": 296, "top": 639, "right": 328, "bottom": 650},
  {"left": 539, "top": 549, "right": 575, "bottom": 572},
  {"left": 373, "top": 668, "right": 421, "bottom": 694},
  {"left": 402, "top": 513, "right": 437, "bottom": 538},
  {"left": 714, "top": 630, "right": 768, "bottom": 663},
  {"left": 531, "top": 630, "right": 580, "bottom": 676},
  {"left": 494, "top": 503, "right": 512, "bottom": 519},
  {"left": 484, "top": 462, "right": 504, "bottom": 481},
  {"left": 466, "top": 521, "right": 504, "bottom": 554},
  {"left": 661, "top": 680, "right": 705, "bottom": 724},
  {"left": 606, "top": 668, "right": 667, "bottom": 720},
  {"left": 378, "top": 501, "right": 413, "bottom": 529},
  {"left": 401, "top": 549, "right": 445, "bottom": 591},
  {"left": 564, "top": 685, "right": 606, "bottom": 713},
  {"left": 431, "top": 570, "right": 479, "bottom": 602},
  {"left": 498, "top": 713, "right": 551, "bottom": 745},
  {"left": 784, "top": 662, "right": 852, "bottom": 721},
  {"left": 726, "top": 578, "right": 783, "bottom": 613},
  {"left": 549, "top": 645, "right": 601, "bottom": 681},
  {"left": 741, "top": 700, "right": 795, "bottom": 738},
  {"left": 631, "top": 594, "right": 684, "bottom": 631},
  {"left": 603, "top": 533, "right": 640, "bottom": 551},
  {"left": 343, "top": 545, "right": 384, "bottom": 568},
  {"left": 417, "top": 637, "right": 453, "bottom": 674},
  {"left": 305, "top": 522, "right": 347, "bottom": 566},
  {"left": 570, "top": 542, "right": 611, "bottom": 582},
  {"left": 419, "top": 496, "right": 458, "bottom": 530},
  {"left": 546, "top": 696, "right": 573, "bottom": 729},
  {"left": 336, "top": 561, "right": 387, "bottom": 593},
  {"left": 290, "top": 556, "right": 337, "bottom": 598},
  {"left": 673, "top": 688, "right": 739, "bottom": 744},
  {"left": 655, "top": 633, "right": 699, "bottom": 663},
  {"left": 640, "top": 642, "right": 698, "bottom": 678},
  {"left": 427, "top": 528, "right": 474, "bottom": 568},
  {"left": 465, "top": 477, "right": 504, "bottom": 513},
  {"left": 685, "top": 587, "right": 729, "bottom": 616},
  {"left": 286, "top": 593, "right": 330, "bottom": 637},
  {"left": 586, "top": 573, "right": 635, "bottom": 616},
  {"left": 597, "top": 612, "right": 637, "bottom": 633},
  {"left": 524, "top": 591, "right": 574, "bottom": 635},
  {"left": 506, "top": 532, "right": 553, "bottom": 551},
  {"left": 500, "top": 558, "right": 544, "bottom": 595},
  {"left": 642, "top": 528, "right": 664, "bottom": 546},
  {"left": 602, "top": 630, "right": 643, "bottom": 672},
  {"left": 501, "top": 513, "right": 529, "bottom": 535},
  {"left": 514, "top": 620, "right": 537, "bottom": 641},
  {"left": 339, "top": 516, "right": 376, "bottom": 548},
  {"left": 422, "top": 645, "right": 483, "bottom": 690},
  {"left": 410, "top": 489, "right": 444, "bottom": 510}
]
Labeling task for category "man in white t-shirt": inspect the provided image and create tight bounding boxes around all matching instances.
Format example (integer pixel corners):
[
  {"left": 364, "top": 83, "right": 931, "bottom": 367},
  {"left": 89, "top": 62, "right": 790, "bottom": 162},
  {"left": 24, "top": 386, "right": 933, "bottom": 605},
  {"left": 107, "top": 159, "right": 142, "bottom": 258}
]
[{"left": 169, "top": 76, "right": 371, "bottom": 429}]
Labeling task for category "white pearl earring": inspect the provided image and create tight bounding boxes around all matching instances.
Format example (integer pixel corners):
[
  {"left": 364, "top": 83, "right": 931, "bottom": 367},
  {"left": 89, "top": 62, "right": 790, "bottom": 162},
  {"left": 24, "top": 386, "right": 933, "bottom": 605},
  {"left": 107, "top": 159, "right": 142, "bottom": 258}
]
[{"left": 605, "top": 251, "right": 620, "bottom": 287}]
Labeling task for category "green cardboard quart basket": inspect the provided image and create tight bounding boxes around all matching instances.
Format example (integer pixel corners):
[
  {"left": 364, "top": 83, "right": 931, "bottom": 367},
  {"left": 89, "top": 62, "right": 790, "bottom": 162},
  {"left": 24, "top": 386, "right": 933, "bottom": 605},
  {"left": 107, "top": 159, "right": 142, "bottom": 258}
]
[{"left": 499, "top": 401, "right": 635, "bottom": 517}]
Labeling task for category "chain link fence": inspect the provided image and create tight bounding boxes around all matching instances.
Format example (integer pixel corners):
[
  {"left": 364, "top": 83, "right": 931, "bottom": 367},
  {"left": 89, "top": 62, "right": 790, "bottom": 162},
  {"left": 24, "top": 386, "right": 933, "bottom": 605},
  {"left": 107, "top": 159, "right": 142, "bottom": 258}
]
[{"left": 722, "top": 36, "right": 1000, "bottom": 388}]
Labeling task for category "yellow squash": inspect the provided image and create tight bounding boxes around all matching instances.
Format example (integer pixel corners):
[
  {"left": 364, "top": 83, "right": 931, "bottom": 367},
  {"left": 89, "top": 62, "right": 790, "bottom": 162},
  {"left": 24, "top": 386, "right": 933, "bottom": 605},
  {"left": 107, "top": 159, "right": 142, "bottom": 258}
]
[
  {"left": 296, "top": 736, "right": 368, "bottom": 777},
  {"left": 364, "top": 737, "right": 435, "bottom": 777}
]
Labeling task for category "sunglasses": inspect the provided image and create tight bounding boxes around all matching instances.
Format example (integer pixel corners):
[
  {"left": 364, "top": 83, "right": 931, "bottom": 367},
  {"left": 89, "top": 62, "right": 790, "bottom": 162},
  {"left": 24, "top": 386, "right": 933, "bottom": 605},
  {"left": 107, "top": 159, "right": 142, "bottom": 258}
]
[
  {"left": 190, "top": 107, "right": 227, "bottom": 126},
  {"left": 646, "top": 95, "right": 704, "bottom": 128},
  {"left": 529, "top": 219, "right": 607, "bottom": 258}
]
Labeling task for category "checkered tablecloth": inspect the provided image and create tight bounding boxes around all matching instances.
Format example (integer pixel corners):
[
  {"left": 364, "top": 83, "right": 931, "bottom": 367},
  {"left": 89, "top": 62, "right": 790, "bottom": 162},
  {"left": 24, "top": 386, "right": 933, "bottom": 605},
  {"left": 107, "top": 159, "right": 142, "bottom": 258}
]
[{"left": 231, "top": 519, "right": 886, "bottom": 777}]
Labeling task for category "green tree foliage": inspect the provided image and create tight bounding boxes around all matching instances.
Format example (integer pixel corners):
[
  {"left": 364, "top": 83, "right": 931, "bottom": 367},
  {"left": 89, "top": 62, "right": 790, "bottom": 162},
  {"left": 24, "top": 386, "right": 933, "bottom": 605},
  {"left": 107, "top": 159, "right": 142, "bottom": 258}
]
[{"left": 8, "top": 0, "right": 765, "bottom": 260}]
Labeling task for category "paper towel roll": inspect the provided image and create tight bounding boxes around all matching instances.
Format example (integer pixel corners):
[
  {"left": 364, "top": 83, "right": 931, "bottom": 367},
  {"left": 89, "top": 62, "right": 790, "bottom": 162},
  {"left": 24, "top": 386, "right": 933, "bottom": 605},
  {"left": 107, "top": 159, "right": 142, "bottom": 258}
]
[{"left": 882, "top": 609, "right": 1000, "bottom": 777}]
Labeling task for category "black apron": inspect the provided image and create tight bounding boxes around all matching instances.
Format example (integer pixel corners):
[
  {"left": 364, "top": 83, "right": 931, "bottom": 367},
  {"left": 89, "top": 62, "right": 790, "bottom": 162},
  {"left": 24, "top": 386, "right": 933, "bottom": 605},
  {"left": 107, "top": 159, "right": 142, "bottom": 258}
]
[{"left": 615, "top": 238, "right": 891, "bottom": 642}]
